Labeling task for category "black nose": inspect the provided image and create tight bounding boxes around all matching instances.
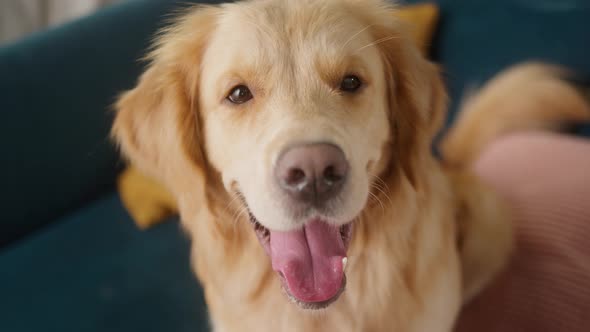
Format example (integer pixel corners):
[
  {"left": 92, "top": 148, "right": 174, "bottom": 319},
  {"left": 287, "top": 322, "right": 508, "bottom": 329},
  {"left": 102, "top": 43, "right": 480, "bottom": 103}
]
[{"left": 275, "top": 143, "right": 348, "bottom": 206}]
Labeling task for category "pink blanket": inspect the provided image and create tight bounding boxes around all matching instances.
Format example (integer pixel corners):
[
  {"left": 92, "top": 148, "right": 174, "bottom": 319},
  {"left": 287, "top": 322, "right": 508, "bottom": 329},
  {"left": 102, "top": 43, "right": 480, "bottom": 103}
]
[{"left": 456, "top": 132, "right": 590, "bottom": 331}]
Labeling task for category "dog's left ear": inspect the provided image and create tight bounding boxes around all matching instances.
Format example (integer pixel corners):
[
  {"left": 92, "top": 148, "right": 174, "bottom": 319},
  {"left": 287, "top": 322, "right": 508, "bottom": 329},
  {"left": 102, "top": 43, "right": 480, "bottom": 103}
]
[{"left": 374, "top": 20, "right": 447, "bottom": 186}]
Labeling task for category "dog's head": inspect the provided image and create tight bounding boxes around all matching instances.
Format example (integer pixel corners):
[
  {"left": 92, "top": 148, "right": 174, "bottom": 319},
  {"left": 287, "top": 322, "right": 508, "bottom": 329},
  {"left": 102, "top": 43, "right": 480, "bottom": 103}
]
[{"left": 112, "top": 0, "right": 445, "bottom": 310}]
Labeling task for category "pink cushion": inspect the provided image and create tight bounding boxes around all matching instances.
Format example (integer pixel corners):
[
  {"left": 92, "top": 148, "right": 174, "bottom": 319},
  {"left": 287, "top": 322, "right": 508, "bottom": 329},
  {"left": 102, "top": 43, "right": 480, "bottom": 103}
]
[{"left": 456, "top": 132, "right": 590, "bottom": 331}]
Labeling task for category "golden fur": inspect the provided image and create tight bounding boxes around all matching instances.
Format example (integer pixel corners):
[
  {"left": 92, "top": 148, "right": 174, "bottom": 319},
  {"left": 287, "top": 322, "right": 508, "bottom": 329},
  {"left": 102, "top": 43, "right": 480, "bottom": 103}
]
[
  {"left": 110, "top": 0, "right": 521, "bottom": 330},
  {"left": 441, "top": 62, "right": 590, "bottom": 167}
]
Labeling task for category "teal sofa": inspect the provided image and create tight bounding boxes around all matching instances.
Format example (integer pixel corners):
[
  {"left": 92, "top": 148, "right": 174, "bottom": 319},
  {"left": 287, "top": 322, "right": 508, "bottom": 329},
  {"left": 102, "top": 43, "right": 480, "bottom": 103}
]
[{"left": 1, "top": 0, "right": 588, "bottom": 331}]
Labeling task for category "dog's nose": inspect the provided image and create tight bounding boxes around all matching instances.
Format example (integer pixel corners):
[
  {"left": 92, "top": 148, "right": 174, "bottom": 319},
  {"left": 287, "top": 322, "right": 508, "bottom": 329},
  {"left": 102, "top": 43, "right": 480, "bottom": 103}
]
[{"left": 275, "top": 143, "right": 348, "bottom": 206}]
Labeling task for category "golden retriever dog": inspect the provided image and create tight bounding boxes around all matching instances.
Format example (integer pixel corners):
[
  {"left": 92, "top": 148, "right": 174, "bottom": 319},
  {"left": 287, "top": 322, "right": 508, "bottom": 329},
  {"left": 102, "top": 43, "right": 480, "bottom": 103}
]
[{"left": 110, "top": 0, "right": 525, "bottom": 330}]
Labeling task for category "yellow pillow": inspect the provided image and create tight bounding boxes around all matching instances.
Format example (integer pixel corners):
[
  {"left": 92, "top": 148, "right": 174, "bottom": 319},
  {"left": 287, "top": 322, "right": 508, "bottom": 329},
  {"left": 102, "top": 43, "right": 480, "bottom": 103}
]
[
  {"left": 117, "top": 167, "right": 177, "bottom": 229},
  {"left": 118, "top": 3, "right": 440, "bottom": 229},
  {"left": 395, "top": 3, "right": 439, "bottom": 55}
]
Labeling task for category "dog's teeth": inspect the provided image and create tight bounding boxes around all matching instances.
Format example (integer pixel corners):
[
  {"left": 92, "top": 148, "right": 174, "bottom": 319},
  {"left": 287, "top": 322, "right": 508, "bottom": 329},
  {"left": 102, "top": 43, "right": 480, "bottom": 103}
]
[{"left": 342, "top": 257, "right": 348, "bottom": 271}]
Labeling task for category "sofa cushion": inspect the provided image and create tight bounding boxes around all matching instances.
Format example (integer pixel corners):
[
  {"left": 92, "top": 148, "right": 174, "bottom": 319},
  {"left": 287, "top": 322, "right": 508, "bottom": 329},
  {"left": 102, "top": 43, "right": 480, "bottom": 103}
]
[{"left": 0, "top": 193, "right": 208, "bottom": 332}]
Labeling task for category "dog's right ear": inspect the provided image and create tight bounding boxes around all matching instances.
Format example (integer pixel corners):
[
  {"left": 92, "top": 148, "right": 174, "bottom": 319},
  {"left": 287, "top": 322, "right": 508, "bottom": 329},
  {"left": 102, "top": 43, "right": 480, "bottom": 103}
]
[
  {"left": 112, "top": 65, "right": 198, "bottom": 182},
  {"left": 111, "top": 6, "right": 220, "bottom": 192}
]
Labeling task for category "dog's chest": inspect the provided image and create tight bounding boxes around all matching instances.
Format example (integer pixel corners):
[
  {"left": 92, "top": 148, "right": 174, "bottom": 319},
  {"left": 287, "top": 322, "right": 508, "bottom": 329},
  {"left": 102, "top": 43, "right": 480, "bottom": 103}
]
[{"left": 208, "top": 252, "right": 461, "bottom": 332}]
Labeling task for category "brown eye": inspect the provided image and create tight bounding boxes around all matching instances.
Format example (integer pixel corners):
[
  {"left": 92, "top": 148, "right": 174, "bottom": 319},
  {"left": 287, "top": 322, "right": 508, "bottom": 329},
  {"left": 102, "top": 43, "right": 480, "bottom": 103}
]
[
  {"left": 227, "top": 85, "right": 253, "bottom": 104},
  {"left": 340, "top": 75, "right": 362, "bottom": 93}
]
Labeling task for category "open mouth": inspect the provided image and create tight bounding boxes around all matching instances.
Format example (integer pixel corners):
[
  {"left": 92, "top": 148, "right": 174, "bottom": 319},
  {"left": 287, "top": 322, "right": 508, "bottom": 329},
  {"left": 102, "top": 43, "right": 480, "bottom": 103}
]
[{"left": 248, "top": 211, "right": 353, "bottom": 310}]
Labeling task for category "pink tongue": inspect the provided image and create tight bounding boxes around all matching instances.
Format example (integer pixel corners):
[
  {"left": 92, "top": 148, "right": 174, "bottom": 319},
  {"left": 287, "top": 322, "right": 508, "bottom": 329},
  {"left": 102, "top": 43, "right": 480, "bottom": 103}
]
[{"left": 270, "top": 219, "right": 345, "bottom": 303}]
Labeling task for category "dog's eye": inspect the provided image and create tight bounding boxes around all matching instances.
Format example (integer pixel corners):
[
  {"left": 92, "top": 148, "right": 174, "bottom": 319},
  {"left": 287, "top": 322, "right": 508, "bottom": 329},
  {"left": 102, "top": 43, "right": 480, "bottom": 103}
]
[
  {"left": 339, "top": 75, "right": 362, "bottom": 93},
  {"left": 227, "top": 85, "right": 253, "bottom": 104}
]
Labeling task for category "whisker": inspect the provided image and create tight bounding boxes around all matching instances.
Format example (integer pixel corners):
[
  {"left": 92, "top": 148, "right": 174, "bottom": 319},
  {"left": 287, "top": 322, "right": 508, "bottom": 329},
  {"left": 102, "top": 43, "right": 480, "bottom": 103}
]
[
  {"left": 372, "top": 175, "right": 389, "bottom": 191},
  {"left": 355, "top": 35, "right": 400, "bottom": 53},
  {"left": 373, "top": 177, "right": 389, "bottom": 194},
  {"left": 224, "top": 194, "right": 243, "bottom": 215},
  {"left": 372, "top": 179, "right": 391, "bottom": 198},
  {"left": 237, "top": 206, "right": 250, "bottom": 224},
  {"left": 223, "top": 193, "right": 248, "bottom": 229},
  {"left": 225, "top": 198, "right": 248, "bottom": 234},
  {"left": 371, "top": 176, "right": 394, "bottom": 207},
  {"left": 370, "top": 182, "right": 389, "bottom": 202},
  {"left": 368, "top": 191, "right": 385, "bottom": 214},
  {"left": 231, "top": 205, "right": 250, "bottom": 231},
  {"left": 343, "top": 24, "right": 374, "bottom": 49}
]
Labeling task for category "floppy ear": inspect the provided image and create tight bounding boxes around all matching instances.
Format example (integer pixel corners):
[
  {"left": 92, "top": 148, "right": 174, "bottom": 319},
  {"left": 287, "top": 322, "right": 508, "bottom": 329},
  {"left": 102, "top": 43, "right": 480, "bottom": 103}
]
[
  {"left": 375, "top": 21, "right": 447, "bottom": 186},
  {"left": 111, "top": 6, "right": 219, "bottom": 196},
  {"left": 113, "top": 65, "right": 200, "bottom": 184}
]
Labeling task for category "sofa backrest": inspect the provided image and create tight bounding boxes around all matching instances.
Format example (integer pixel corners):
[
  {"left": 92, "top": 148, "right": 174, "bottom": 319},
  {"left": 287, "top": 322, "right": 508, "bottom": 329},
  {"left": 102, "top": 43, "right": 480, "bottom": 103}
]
[
  {"left": 408, "top": 0, "right": 590, "bottom": 126},
  {"left": 0, "top": 0, "right": 221, "bottom": 247}
]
